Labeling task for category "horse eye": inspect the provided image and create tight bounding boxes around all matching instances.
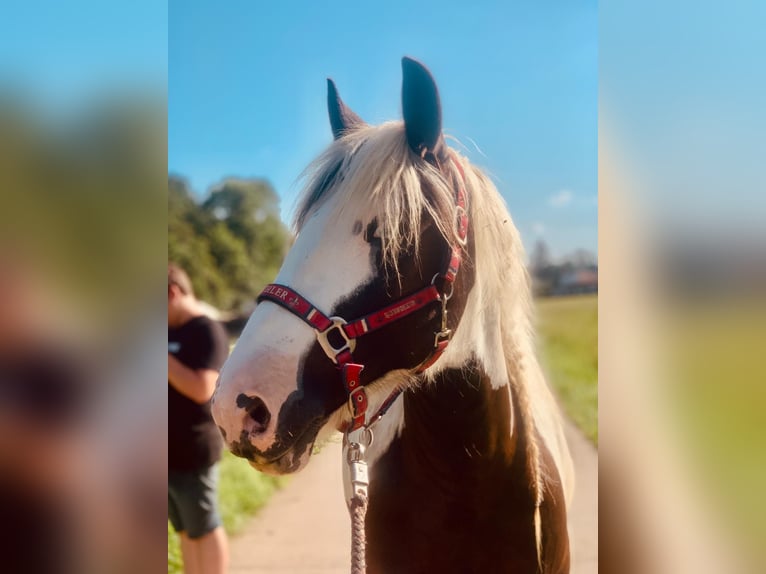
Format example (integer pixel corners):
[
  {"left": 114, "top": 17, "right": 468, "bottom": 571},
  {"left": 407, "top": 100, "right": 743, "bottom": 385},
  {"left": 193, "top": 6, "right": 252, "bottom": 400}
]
[
  {"left": 352, "top": 221, "right": 363, "bottom": 235},
  {"left": 363, "top": 219, "right": 379, "bottom": 243}
]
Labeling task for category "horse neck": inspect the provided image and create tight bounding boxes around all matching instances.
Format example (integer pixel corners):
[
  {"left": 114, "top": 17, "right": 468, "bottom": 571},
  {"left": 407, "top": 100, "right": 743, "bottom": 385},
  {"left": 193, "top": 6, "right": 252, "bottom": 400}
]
[
  {"left": 400, "top": 359, "right": 526, "bottom": 477},
  {"left": 385, "top": 258, "right": 549, "bottom": 503}
]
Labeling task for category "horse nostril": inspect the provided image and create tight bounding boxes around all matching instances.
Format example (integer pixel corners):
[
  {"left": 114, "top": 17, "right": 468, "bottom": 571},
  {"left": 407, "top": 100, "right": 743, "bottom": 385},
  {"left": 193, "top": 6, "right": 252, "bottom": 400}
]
[{"left": 236, "top": 393, "right": 271, "bottom": 433}]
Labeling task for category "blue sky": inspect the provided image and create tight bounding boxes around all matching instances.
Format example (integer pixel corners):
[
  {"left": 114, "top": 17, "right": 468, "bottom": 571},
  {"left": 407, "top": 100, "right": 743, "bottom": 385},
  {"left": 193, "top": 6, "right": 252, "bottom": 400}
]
[
  {"left": 600, "top": 0, "right": 766, "bottom": 239},
  {"left": 3, "top": 0, "right": 761, "bottom": 268},
  {"left": 169, "top": 0, "right": 597, "bottom": 260},
  {"left": 0, "top": 1, "right": 167, "bottom": 110}
]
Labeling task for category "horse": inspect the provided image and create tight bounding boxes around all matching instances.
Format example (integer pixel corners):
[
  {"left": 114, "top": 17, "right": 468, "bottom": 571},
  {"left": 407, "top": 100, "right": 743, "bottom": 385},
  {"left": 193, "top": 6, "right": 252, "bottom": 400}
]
[{"left": 212, "top": 57, "right": 574, "bottom": 573}]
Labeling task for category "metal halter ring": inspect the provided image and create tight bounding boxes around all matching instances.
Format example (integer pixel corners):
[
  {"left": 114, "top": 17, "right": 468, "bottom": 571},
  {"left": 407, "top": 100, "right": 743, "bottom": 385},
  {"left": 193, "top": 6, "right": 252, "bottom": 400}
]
[
  {"left": 316, "top": 316, "right": 356, "bottom": 363},
  {"left": 454, "top": 204, "right": 468, "bottom": 246},
  {"left": 431, "top": 273, "right": 455, "bottom": 301},
  {"left": 346, "top": 426, "right": 374, "bottom": 454}
]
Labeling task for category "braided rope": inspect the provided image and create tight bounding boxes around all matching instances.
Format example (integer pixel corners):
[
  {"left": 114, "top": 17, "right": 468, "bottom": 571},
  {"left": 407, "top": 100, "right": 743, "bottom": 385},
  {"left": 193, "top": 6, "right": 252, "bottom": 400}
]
[{"left": 349, "top": 493, "right": 368, "bottom": 574}]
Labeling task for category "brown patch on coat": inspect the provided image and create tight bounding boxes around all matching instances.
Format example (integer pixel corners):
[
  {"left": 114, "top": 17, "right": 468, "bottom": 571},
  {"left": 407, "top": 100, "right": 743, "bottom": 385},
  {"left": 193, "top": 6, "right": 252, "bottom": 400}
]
[{"left": 365, "top": 361, "right": 570, "bottom": 573}]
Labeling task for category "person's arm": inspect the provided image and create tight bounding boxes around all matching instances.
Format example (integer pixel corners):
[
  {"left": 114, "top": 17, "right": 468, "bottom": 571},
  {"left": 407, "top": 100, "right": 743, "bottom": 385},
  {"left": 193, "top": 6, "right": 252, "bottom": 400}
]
[{"left": 168, "top": 353, "right": 219, "bottom": 404}]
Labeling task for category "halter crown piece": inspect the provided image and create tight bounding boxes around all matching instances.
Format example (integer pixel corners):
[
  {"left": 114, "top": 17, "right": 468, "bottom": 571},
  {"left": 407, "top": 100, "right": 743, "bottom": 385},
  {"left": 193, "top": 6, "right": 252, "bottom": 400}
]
[{"left": 256, "top": 152, "right": 469, "bottom": 572}]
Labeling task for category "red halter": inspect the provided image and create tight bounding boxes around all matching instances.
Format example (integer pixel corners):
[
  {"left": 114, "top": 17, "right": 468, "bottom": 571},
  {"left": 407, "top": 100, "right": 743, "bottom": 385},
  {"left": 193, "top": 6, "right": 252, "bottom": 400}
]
[{"left": 257, "top": 155, "right": 469, "bottom": 431}]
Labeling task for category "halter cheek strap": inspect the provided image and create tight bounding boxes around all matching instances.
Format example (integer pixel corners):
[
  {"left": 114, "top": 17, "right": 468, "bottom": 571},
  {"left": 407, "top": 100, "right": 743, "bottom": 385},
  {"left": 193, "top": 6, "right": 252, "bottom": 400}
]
[{"left": 256, "top": 154, "right": 469, "bottom": 432}]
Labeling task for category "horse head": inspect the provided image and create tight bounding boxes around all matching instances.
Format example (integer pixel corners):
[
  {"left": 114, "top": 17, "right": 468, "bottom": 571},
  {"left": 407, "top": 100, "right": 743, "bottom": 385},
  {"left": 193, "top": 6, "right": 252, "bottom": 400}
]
[{"left": 211, "top": 58, "right": 475, "bottom": 474}]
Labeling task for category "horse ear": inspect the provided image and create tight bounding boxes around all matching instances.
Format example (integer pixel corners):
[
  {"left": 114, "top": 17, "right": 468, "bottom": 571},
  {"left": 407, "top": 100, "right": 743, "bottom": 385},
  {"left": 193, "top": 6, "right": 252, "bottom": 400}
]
[
  {"left": 402, "top": 57, "right": 446, "bottom": 162},
  {"left": 327, "top": 78, "right": 364, "bottom": 140}
]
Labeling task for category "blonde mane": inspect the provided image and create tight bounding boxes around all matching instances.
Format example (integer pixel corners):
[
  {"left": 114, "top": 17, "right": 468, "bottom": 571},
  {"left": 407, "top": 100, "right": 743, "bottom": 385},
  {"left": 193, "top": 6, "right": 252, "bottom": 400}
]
[
  {"left": 294, "top": 122, "right": 460, "bottom": 279},
  {"left": 294, "top": 121, "right": 573, "bottom": 566}
]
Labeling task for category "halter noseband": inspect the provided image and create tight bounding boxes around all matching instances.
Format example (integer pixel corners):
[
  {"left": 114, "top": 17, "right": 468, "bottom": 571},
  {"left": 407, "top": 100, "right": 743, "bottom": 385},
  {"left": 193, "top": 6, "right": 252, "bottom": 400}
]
[{"left": 256, "top": 154, "right": 469, "bottom": 433}]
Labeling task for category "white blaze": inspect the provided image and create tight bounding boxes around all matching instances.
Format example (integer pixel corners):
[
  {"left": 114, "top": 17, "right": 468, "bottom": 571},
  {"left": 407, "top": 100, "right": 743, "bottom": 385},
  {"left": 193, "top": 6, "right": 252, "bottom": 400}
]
[{"left": 212, "top": 192, "right": 374, "bottom": 451}]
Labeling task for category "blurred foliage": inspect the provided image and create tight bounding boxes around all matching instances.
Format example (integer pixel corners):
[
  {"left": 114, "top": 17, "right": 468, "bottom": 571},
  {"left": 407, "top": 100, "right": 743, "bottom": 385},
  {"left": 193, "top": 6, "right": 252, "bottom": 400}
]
[
  {"left": 0, "top": 95, "right": 167, "bottom": 329},
  {"left": 168, "top": 175, "right": 290, "bottom": 312},
  {"left": 0, "top": 93, "right": 289, "bottom": 319}
]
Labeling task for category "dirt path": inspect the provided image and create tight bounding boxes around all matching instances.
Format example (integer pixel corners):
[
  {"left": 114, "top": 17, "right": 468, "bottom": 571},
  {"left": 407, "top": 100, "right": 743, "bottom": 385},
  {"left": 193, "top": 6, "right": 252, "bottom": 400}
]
[
  {"left": 229, "top": 423, "right": 597, "bottom": 573},
  {"left": 228, "top": 438, "right": 350, "bottom": 573},
  {"left": 563, "top": 419, "right": 598, "bottom": 574}
]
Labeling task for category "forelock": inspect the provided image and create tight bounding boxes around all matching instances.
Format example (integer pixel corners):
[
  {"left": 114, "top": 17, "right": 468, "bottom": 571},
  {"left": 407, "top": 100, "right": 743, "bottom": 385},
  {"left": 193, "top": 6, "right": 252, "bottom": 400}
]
[{"left": 293, "top": 122, "right": 461, "bottom": 278}]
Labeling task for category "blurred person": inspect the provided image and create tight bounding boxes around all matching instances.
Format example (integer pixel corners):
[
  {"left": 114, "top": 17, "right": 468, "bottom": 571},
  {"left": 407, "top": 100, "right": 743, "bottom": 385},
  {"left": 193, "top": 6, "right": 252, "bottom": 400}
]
[
  {"left": 0, "top": 251, "right": 91, "bottom": 574},
  {"left": 168, "top": 263, "right": 229, "bottom": 574}
]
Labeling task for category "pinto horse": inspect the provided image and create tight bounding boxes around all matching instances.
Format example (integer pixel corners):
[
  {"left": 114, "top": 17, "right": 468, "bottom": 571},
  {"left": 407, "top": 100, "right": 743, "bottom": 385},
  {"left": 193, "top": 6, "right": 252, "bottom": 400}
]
[{"left": 212, "top": 57, "right": 574, "bottom": 573}]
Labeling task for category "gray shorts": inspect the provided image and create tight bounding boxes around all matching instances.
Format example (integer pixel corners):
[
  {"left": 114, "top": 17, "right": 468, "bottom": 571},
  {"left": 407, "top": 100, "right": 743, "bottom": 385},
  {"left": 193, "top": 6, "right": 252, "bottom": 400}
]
[{"left": 168, "top": 464, "right": 222, "bottom": 539}]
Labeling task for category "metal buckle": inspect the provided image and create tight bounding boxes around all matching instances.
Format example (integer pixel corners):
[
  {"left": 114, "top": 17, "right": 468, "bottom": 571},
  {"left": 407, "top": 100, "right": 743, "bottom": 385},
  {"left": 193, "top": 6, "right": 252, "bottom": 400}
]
[
  {"left": 434, "top": 328, "right": 452, "bottom": 347},
  {"left": 430, "top": 275, "right": 453, "bottom": 348},
  {"left": 454, "top": 204, "right": 468, "bottom": 246},
  {"left": 344, "top": 427, "right": 373, "bottom": 505},
  {"left": 316, "top": 316, "right": 356, "bottom": 363}
]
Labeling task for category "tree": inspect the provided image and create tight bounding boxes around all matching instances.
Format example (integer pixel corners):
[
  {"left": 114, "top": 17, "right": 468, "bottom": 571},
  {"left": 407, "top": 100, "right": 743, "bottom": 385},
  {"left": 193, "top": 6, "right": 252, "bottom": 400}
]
[
  {"left": 168, "top": 175, "right": 290, "bottom": 312},
  {"left": 530, "top": 239, "right": 552, "bottom": 272},
  {"left": 564, "top": 248, "right": 597, "bottom": 269}
]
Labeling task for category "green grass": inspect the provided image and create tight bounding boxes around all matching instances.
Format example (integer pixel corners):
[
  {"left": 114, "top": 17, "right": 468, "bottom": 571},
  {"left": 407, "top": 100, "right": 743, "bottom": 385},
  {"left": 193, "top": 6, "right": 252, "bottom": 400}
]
[
  {"left": 535, "top": 294, "right": 598, "bottom": 444},
  {"left": 167, "top": 522, "right": 182, "bottom": 573},
  {"left": 168, "top": 452, "right": 286, "bottom": 573},
  {"left": 664, "top": 300, "right": 766, "bottom": 557}
]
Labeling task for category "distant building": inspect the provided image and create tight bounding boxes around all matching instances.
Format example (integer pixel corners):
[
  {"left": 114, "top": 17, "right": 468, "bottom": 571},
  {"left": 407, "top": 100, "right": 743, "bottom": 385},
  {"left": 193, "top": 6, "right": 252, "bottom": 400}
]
[
  {"left": 553, "top": 267, "right": 598, "bottom": 295},
  {"left": 528, "top": 241, "right": 598, "bottom": 297}
]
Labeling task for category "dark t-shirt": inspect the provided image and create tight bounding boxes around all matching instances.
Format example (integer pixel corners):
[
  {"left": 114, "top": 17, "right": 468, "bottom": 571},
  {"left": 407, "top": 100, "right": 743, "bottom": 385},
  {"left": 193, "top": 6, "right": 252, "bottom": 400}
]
[
  {"left": 0, "top": 346, "right": 89, "bottom": 425},
  {"left": 0, "top": 347, "right": 87, "bottom": 574},
  {"left": 168, "top": 315, "right": 229, "bottom": 471}
]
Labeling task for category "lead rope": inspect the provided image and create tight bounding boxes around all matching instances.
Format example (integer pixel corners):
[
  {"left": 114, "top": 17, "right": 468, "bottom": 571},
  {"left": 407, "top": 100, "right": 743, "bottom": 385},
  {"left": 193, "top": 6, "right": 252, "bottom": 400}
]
[
  {"left": 346, "top": 430, "right": 371, "bottom": 574},
  {"left": 350, "top": 495, "right": 368, "bottom": 574}
]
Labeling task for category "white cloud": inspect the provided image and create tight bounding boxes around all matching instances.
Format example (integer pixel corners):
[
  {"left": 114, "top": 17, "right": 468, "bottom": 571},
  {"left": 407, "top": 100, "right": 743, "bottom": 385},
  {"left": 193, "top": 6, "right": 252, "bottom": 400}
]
[
  {"left": 548, "top": 189, "right": 574, "bottom": 208},
  {"left": 531, "top": 222, "right": 546, "bottom": 235}
]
